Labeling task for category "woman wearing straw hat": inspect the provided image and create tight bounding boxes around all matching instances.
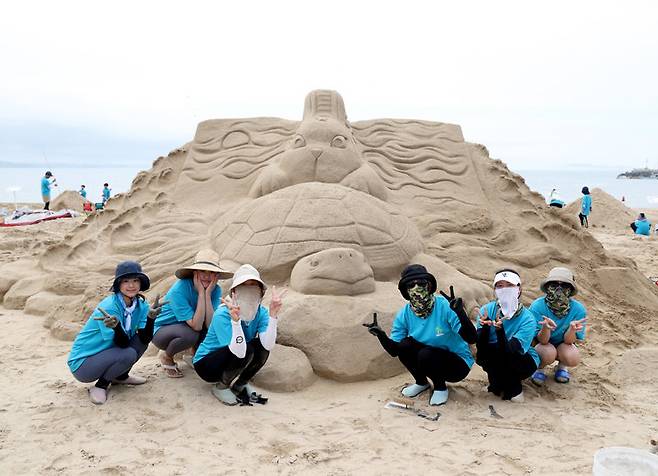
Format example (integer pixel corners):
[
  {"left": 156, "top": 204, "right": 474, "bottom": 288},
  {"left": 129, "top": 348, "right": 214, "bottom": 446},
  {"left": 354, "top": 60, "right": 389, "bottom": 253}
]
[
  {"left": 474, "top": 269, "right": 540, "bottom": 403},
  {"left": 363, "top": 264, "right": 477, "bottom": 406},
  {"left": 529, "top": 267, "right": 587, "bottom": 385},
  {"left": 193, "top": 264, "right": 286, "bottom": 405},
  {"left": 68, "top": 261, "right": 166, "bottom": 404},
  {"left": 152, "top": 249, "right": 233, "bottom": 378}
]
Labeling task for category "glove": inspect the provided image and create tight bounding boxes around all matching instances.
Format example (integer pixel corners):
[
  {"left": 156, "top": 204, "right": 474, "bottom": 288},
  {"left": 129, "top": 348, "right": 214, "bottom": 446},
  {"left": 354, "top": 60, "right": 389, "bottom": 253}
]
[
  {"left": 363, "top": 313, "right": 399, "bottom": 357},
  {"left": 362, "top": 312, "right": 386, "bottom": 338},
  {"left": 439, "top": 285, "right": 466, "bottom": 317}
]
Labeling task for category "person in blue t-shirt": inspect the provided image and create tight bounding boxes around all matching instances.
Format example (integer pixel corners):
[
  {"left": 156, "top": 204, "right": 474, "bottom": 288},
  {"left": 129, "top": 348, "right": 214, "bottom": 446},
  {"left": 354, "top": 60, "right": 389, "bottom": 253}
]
[
  {"left": 41, "top": 171, "right": 57, "bottom": 210},
  {"left": 79, "top": 185, "right": 87, "bottom": 199},
  {"left": 529, "top": 267, "right": 587, "bottom": 385},
  {"left": 193, "top": 264, "right": 286, "bottom": 405},
  {"left": 152, "top": 249, "right": 233, "bottom": 378},
  {"left": 578, "top": 186, "right": 592, "bottom": 228},
  {"left": 475, "top": 269, "right": 539, "bottom": 403},
  {"left": 102, "top": 183, "right": 111, "bottom": 204},
  {"left": 630, "top": 212, "right": 651, "bottom": 236},
  {"left": 67, "top": 261, "right": 165, "bottom": 405},
  {"left": 363, "top": 264, "right": 476, "bottom": 406}
]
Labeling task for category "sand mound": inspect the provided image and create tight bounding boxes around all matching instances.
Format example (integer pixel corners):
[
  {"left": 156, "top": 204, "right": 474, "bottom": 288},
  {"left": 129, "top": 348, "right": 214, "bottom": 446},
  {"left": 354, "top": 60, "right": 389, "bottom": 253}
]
[
  {"left": 564, "top": 187, "right": 637, "bottom": 230},
  {"left": 50, "top": 190, "right": 85, "bottom": 212},
  {"left": 3, "top": 90, "right": 656, "bottom": 386}
]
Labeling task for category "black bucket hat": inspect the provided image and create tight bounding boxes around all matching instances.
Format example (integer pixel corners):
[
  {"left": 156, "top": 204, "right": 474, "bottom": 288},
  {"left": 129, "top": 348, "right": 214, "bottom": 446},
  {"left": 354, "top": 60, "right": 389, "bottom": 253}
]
[
  {"left": 398, "top": 264, "right": 437, "bottom": 300},
  {"left": 581, "top": 186, "right": 590, "bottom": 194},
  {"left": 111, "top": 261, "right": 150, "bottom": 293}
]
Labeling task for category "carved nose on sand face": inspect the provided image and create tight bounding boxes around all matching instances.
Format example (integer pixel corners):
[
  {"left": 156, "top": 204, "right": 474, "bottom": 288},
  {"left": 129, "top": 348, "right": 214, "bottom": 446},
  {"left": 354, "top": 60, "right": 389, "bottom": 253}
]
[{"left": 311, "top": 148, "right": 323, "bottom": 159}]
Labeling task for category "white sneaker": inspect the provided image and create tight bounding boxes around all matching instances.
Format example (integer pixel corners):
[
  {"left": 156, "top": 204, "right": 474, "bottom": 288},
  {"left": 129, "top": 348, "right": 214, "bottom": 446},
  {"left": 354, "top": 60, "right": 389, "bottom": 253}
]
[
  {"left": 212, "top": 384, "right": 238, "bottom": 405},
  {"left": 401, "top": 383, "right": 430, "bottom": 398},
  {"left": 510, "top": 391, "right": 525, "bottom": 403},
  {"left": 430, "top": 389, "right": 449, "bottom": 406}
]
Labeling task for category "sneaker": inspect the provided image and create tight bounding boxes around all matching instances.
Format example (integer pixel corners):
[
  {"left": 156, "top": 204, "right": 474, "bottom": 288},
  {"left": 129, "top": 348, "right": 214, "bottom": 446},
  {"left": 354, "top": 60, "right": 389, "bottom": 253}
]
[
  {"left": 112, "top": 375, "right": 147, "bottom": 385},
  {"left": 89, "top": 387, "right": 108, "bottom": 405},
  {"left": 429, "top": 389, "right": 449, "bottom": 406},
  {"left": 531, "top": 370, "right": 547, "bottom": 386},
  {"left": 212, "top": 384, "right": 238, "bottom": 405},
  {"left": 510, "top": 391, "right": 525, "bottom": 403},
  {"left": 401, "top": 383, "right": 430, "bottom": 398}
]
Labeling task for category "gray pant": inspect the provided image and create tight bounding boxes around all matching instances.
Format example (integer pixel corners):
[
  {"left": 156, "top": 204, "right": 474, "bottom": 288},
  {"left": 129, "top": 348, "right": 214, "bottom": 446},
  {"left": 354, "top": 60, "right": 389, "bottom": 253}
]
[
  {"left": 72, "top": 335, "right": 147, "bottom": 383},
  {"left": 151, "top": 322, "right": 199, "bottom": 356}
]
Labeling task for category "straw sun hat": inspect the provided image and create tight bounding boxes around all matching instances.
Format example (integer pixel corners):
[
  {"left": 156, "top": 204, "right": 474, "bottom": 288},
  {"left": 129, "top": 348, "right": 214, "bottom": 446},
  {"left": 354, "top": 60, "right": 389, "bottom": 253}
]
[{"left": 175, "top": 249, "right": 234, "bottom": 280}]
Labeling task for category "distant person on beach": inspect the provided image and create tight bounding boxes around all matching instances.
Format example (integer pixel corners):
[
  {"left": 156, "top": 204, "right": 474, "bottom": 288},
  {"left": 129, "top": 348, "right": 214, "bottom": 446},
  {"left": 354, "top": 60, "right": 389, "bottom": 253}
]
[
  {"left": 67, "top": 261, "right": 165, "bottom": 405},
  {"left": 193, "top": 264, "right": 285, "bottom": 405},
  {"left": 529, "top": 267, "right": 587, "bottom": 386},
  {"left": 474, "top": 269, "right": 539, "bottom": 403},
  {"left": 102, "top": 183, "right": 111, "bottom": 204},
  {"left": 630, "top": 212, "right": 651, "bottom": 236},
  {"left": 363, "top": 264, "right": 476, "bottom": 406},
  {"left": 549, "top": 188, "right": 565, "bottom": 208},
  {"left": 79, "top": 185, "right": 87, "bottom": 199},
  {"left": 152, "top": 249, "right": 233, "bottom": 378},
  {"left": 578, "top": 186, "right": 592, "bottom": 227},
  {"left": 41, "top": 171, "right": 57, "bottom": 210}
]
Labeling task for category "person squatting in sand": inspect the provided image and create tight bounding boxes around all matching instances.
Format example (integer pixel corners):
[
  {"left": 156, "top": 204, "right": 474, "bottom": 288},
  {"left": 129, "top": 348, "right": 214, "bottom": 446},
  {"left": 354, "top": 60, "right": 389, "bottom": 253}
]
[
  {"left": 363, "top": 264, "right": 476, "bottom": 406},
  {"left": 67, "top": 261, "right": 166, "bottom": 404},
  {"left": 630, "top": 212, "right": 652, "bottom": 236},
  {"left": 578, "top": 186, "right": 592, "bottom": 228},
  {"left": 474, "top": 269, "right": 539, "bottom": 403},
  {"left": 152, "top": 249, "right": 233, "bottom": 378},
  {"left": 193, "top": 264, "right": 286, "bottom": 405},
  {"left": 530, "top": 267, "right": 587, "bottom": 385}
]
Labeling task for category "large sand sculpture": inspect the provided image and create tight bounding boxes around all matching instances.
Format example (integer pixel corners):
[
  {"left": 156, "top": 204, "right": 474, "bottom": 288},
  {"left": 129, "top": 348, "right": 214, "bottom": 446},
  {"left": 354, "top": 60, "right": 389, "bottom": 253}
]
[{"left": 3, "top": 90, "right": 658, "bottom": 388}]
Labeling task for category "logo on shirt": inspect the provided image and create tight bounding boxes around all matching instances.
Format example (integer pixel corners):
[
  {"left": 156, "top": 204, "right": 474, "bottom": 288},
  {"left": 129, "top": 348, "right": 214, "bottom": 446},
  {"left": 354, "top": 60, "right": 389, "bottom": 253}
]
[
  {"left": 435, "top": 326, "right": 446, "bottom": 337},
  {"left": 236, "top": 336, "right": 244, "bottom": 344}
]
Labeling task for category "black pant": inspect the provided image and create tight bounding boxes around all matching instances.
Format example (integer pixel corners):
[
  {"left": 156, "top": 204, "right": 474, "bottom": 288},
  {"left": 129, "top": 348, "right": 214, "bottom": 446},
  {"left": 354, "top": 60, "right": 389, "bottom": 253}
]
[
  {"left": 194, "top": 339, "right": 269, "bottom": 387},
  {"left": 630, "top": 222, "right": 637, "bottom": 232},
  {"left": 476, "top": 342, "right": 537, "bottom": 399},
  {"left": 578, "top": 213, "right": 588, "bottom": 228},
  {"left": 44, "top": 201, "right": 50, "bottom": 210},
  {"left": 396, "top": 337, "right": 470, "bottom": 391}
]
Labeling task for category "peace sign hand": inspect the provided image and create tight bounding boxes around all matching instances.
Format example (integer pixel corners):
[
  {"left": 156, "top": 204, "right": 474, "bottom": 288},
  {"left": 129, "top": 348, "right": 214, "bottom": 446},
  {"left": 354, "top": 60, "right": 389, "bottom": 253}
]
[
  {"left": 569, "top": 318, "right": 587, "bottom": 332},
  {"left": 222, "top": 296, "right": 241, "bottom": 322},
  {"left": 439, "top": 285, "right": 465, "bottom": 315},
  {"left": 93, "top": 308, "right": 119, "bottom": 329},
  {"left": 269, "top": 286, "right": 287, "bottom": 318},
  {"left": 147, "top": 293, "right": 169, "bottom": 320},
  {"left": 540, "top": 315, "right": 557, "bottom": 330},
  {"left": 362, "top": 312, "right": 385, "bottom": 337},
  {"left": 478, "top": 307, "right": 493, "bottom": 327}
]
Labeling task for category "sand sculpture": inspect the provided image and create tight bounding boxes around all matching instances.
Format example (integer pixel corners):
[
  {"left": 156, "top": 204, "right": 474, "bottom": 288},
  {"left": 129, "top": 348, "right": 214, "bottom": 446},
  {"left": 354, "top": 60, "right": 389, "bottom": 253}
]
[{"left": 3, "top": 90, "right": 658, "bottom": 388}]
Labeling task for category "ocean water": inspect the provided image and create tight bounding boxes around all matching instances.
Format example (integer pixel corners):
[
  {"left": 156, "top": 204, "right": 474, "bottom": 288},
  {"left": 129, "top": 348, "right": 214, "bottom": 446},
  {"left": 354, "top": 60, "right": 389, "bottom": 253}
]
[{"left": 2, "top": 165, "right": 657, "bottom": 209}]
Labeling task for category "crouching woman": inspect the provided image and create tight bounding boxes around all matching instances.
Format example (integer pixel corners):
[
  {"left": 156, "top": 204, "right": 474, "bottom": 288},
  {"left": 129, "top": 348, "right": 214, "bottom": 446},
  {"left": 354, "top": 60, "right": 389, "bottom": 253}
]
[
  {"left": 364, "top": 264, "right": 476, "bottom": 406},
  {"left": 68, "top": 261, "right": 165, "bottom": 405}
]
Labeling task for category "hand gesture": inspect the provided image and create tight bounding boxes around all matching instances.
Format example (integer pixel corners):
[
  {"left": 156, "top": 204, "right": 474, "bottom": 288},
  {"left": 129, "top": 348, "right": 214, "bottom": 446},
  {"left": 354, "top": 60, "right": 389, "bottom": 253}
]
[
  {"left": 439, "top": 285, "right": 465, "bottom": 315},
  {"left": 478, "top": 307, "right": 493, "bottom": 327},
  {"left": 569, "top": 318, "right": 586, "bottom": 332},
  {"left": 93, "top": 308, "right": 119, "bottom": 329},
  {"left": 147, "top": 293, "right": 169, "bottom": 320},
  {"left": 207, "top": 273, "right": 219, "bottom": 292},
  {"left": 539, "top": 315, "right": 557, "bottom": 330},
  {"left": 362, "top": 312, "right": 384, "bottom": 337},
  {"left": 192, "top": 271, "right": 205, "bottom": 293},
  {"left": 222, "top": 296, "right": 240, "bottom": 322},
  {"left": 268, "top": 286, "right": 287, "bottom": 318}
]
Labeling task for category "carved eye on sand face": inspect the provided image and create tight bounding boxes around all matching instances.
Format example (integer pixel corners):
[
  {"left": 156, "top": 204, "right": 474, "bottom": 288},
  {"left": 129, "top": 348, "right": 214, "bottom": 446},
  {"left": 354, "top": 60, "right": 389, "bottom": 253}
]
[
  {"left": 292, "top": 135, "right": 306, "bottom": 149},
  {"left": 331, "top": 135, "right": 347, "bottom": 149}
]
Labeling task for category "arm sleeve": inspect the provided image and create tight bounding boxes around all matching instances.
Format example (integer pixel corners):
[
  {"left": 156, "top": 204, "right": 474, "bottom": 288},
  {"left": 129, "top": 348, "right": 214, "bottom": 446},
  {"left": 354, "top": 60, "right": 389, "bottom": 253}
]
[
  {"left": 258, "top": 318, "right": 277, "bottom": 351},
  {"left": 228, "top": 321, "right": 247, "bottom": 358},
  {"left": 495, "top": 325, "right": 524, "bottom": 355},
  {"left": 112, "top": 325, "right": 130, "bottom": 348},
  {"left": 454, "top": 306, "right": 477, "bottom": 344},
  {"left": 137, "top": 317, "right": 155, "bottom": 345}
]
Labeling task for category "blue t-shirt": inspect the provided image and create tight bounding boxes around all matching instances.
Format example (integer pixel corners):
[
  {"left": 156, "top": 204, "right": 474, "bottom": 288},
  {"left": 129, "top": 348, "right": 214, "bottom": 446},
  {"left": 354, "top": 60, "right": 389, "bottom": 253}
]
[
  {"left": 390, "top": 295, "right": 474, "bottom": 368},
  {"left": 79, "top": 188, "right": 87, "bottom": 199},
  {"left": 154, "top": 279, "right": 222, "bottom": 335},
  {"left": 529, "top": 297, "right": 587, "bottom": 345},
  {"left": 475, "top": 301, "right": 540, "bottom": 366},
  {"left": 41, "top": 177, "right": 51, "bottom": 196},
  {"left": 103, "top": 187, "right": 111, "bottom": 200},
  {"left": 67, "top": 294, "right": 150, "bottom": 372},
  {"left": 581, "top": 194, "right": 592, "bottom": 216},
  {"left": 193, "top": 305, "right": 270, "bottom": 363},
  {"left": 635, "top": 219, "right": 651, "bottom": 236}
]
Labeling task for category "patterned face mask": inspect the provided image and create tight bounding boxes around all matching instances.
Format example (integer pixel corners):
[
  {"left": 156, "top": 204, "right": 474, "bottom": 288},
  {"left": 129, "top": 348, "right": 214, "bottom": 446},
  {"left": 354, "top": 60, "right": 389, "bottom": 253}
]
[
  {"left": 408, "top": 282, "right": 434, "bottom": 318},
  {"left": 545, "top": 283, "right": 572, "bottom": 317}
]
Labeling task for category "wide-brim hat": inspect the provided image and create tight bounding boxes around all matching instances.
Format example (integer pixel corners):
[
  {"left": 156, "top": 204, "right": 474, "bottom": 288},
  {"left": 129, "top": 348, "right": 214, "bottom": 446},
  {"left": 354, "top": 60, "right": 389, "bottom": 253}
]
[
  {"left": 111, "top": 260, "right": 150, "bottom": 292},
  {"left": 398, "top": 264, "right": 437, "bottom": 300},
  {"left": 230, "top": 264, "right": 267, "bottom": 293},
  {"left": 540, "top": 266, "right": 578, "bottom": 295},
  {"left": 175, "top": 249, "right": 234, "bottom": 280}
]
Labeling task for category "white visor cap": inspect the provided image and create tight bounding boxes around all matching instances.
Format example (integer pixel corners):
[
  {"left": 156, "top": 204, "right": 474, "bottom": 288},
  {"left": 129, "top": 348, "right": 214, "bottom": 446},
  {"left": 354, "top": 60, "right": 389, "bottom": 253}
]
[{"left": 493, "top": 270, "right": 521, "bottom": 286}]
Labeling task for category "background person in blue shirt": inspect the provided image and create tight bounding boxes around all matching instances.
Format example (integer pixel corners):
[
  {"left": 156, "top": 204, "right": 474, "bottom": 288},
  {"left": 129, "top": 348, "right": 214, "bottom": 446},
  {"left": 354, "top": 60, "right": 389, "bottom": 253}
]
[
  {"left": 79, "top": 185, "right": 87, "bottom": 199},
  {"left": 67, "top": 261, "right": 165, "bottom": 405},
  {"left": 630, "top": 212, "right": 651, "bottom": 236},
  {"left": 363, "top": 264, "right": 476, "bottom": 406},
  {"left": 475, "top": 269, "right": 539, "bottom": 403},
  {"left": 530, "top": 267, "right": 587, "bottom": 385},
  {"left": 102, "top": 183, "right": 111, "bottom": 204},
  {"left": 152, "top": 249, "right": 233, "bottom": 378},
  {"left": 40, "top": 171, "right": 57, "bottom": 210},
  {"left": 193, "top": 264, "right": 286, "bottom": 405},
  {"left": 578, "top": 186, "right": 592, "bottom": 228}
]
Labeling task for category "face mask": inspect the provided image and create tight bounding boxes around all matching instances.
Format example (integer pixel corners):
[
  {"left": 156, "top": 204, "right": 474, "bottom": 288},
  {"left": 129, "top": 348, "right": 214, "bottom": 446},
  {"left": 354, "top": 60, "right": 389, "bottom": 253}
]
[
  {"left": 408, "top": 283, "right": 434, "bottom": 318},
  {"left": 495, "top": 286, "right": 520, "bottom": 318},
  {"left": 545, "top": 284, "right": 571, "bottom": 317},
  {"left": 234, "top": 285, "right": 262, "bottom": 322}
]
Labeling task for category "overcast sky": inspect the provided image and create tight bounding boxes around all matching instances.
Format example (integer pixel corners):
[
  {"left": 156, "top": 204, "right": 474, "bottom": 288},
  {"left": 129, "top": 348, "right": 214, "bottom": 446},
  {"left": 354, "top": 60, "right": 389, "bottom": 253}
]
[{"left": 1, "top": 0, "right": 657, "bottom": 171}]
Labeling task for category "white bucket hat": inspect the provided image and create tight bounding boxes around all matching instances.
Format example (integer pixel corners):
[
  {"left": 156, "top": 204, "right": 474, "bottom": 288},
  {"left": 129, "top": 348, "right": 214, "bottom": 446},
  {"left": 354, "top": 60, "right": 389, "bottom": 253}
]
[
  {"left": 230, "top": 264, "right": 267, "bottom": 293},
  {"left": 175, "top": 249, "right": 234, "bottom": 280},
  {"left": 540, "top": 267, "right": 578, "bottom": 295}
]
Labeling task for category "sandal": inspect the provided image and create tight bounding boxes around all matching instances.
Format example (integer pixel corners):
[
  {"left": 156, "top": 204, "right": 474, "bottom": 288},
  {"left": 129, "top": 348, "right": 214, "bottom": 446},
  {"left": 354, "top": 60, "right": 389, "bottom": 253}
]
[
  {"left": 162, "top": 363, "right": 183, "bottom": 378},
  {"left": 554, "top": 367, "right": 570, "bottom": 383},
  {"left": 531, "top": 370, "right": 547, "bottom": 386}
]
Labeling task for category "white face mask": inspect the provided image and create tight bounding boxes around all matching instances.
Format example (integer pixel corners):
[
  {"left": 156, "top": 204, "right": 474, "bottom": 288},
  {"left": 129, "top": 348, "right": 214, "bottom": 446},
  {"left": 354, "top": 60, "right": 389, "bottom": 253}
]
[
  {"left": 495, "top": 286, "right": 520, "bottom": 318},
  {"left": 234, "top": 285, "right": 262, "bottom": 322}
]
